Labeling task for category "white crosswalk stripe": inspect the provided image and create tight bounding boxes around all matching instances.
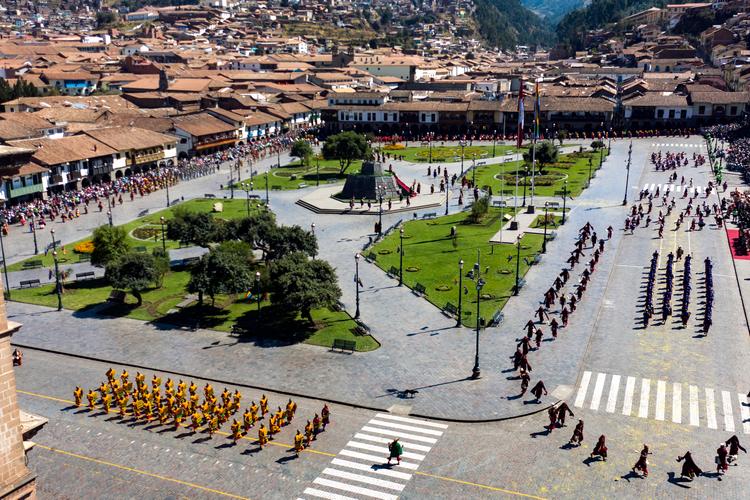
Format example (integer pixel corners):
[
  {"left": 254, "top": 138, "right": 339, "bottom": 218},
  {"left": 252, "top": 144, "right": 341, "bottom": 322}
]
[
  {"left": 573, "top": 371, "right": 747, "bottom": 433},
  {"left": 642, "top": 183, "right": 704, "bottom": 194},
  {"left": 652, "top": 143, "right": 703, "bottom": 148},
  {"left": 301, "top": 413, "right": 447, "bottom": 499}
]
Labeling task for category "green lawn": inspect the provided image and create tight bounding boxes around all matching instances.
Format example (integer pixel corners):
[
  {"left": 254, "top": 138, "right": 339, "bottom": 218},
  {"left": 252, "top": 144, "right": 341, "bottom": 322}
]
[
  {"left": 235, "top": 159, "right": 363, "bottom": 191},
  {"left": 529, "top": 214, "right": 565, "bottom": 230},
  {"left": 468, "top": 149, "right": 608, "bottom": 199},
  {"left": 9, "top": 198, "right": 265, "bottom": 272},
  {"left": 11, "top": 270, "right": 377, "bottom": 352},
  {"left": 386, "top": 145, "right": 525, "bottom": 163},
  {"left": 370, "top": 208, "right": 546, "bottom": 327}
]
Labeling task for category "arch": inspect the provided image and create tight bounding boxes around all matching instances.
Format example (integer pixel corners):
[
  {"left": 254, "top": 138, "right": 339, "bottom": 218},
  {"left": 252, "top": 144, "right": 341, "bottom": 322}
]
[
  {"left": 115, "top": 170, "right": 124, "bottom": 179},
  {"left": 124, "top": 168, "right": 132, "bottom": 177},
  {"left": 81, "top": 178, "right": 90, "bottom": 188},
  {"left": 178, "top": 152, "right": 188, "bottom": 160}
]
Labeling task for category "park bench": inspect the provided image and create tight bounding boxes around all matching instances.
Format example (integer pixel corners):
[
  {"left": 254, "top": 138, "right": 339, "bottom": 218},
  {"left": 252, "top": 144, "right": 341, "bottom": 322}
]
[
  {"left": 182, "top": 256, "right": 200, "bottom": 266},
  {"left": 75, "top": 271, "right": 95, "bottom": 281},
  {"left": 134, "top": 246, "right": 147, "bottom": 253},
  {"left": 204, "top": 193, "right": 216, "bottom": 199},
  {"left": 365, "top": 252, "right": 377, "bottom": 263},
  {"left": 22, "top": 260, "right": 43, "bottom": 270},
  {"left": 47, "top": 240, "right": 61, "bottom": 251},
  {"left": 421, "top": 212, "right": 437, "bottom": 219},
  {"left": 413, "top": 282, "right": 427, "bottom": 296},
  {"left": 533, "top": 254, "right": 542, "bottom": 265},
  {"left": 19, "top": 279, "right": 40, "bottom": 289},
  {"left": 137, "top": 209, "right": 149, "bottom": 217},
  {"left": 170, "top": 199, "right": 181, "bottom": 206},
  {"left": 230, "top": 324, "right": 250, "bottom": 336},
  {"left": 514, "top": 278, "right": 527, "bottom": 293},
  {"left": 272, "top": 185, "right": 283, "bottom": 190},
  {"left": 248, "top": 194, "right": 261, "bottom": 199},
  {"left": 331, "top": 338, "right": 356, "bottom": 353},
  {"left": 547, "top": 231, "right": 557, "bottom": 241},
  {"left": 492, "top": 200, "right": 506, "bottom": 207},
  {"left": 442, "top": 302, "right": 458, "bottom": 318},
  {"left": 466, "top": 269, "right": 475, "bottom": 280},
  {"left": 298, "top": 183, "right": 308, "bottom": 188},
  {"left": 488, "top": 310, "right": 504, "bottom": 327},
  {"left": 107, "top": 290, "right": 126, "bottom": 304},
  {"left": 387, "top": 266, "right": 400, "bottom": 278},
  {"left": 330, "top": 300, "right": 346, "bottom": 312},
  {"left": 78, "top": 253, "right": 91, "bottom": 262}
]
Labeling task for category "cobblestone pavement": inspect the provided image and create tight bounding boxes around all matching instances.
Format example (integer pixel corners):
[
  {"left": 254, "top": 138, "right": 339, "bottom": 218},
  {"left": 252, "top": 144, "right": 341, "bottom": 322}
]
[
  {"left": 17, "top": 348, "right": 750, "bottom": 499},
  {"left": 10, "top": 139, "right": 667, "bottom": 421}
]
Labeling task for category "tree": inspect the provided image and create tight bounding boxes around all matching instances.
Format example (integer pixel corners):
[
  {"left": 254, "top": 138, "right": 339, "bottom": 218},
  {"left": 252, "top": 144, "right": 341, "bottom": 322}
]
[
  {"left": 523, "top": 140, "right": 559, "bottom": 174},
  {"left": 91, "top": 225, "right": 129, "bottom": 267},
  {"left": 167, "top": 207, "right": 226, "bottom": 247},
  {"left": 269, "top": 252, "right": 341, "bottom": 323},
  {"left": 468, "top": 195, "right": 490, "bottom": 223},
  {"left": 105, "top": 252, "right": 161, "bottom": 306},
  {"left": 322, "top": 131, "right": 371, "bottom": 174},
  {"left": 590, "top": 140, "right": 605, "bottom": 151},
  {"left": 290, "top": 140, "right": 313, "bottom": 167},
  {"left": 96, "top": 11, "right": 117, "bottom": 28},
  {"left": 266, "top": 225, "right": 318, "bottom": 261},
  {"left": 557, "top": 129, "right": 568, "bottom": 146},
  {"left": 233, "top": 210, "right": 278, "bottom": 254},
  {"left": 187, "top": 242, "right": 254, "bottom": 306},
  {"left": 151, "top": 247, "right": 170, "bottom": 287}
]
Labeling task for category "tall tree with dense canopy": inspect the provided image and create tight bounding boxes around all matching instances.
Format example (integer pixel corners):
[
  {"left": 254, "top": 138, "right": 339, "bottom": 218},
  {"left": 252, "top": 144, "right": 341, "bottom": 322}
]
[
  {"left": 322, "top": 131, "right": 371, "bottom": 174},
  {"left": 268, "top": 252, "right": 341, "bottom": 323},
  {"left": 105, "top": 252, "right": 161, "bottom": 306},
  {"left": 90, "top": 225, "right": 129, "bottom": 267}
]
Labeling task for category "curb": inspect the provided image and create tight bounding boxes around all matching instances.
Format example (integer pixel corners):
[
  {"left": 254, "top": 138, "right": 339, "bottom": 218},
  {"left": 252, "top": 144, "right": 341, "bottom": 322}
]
[{"left": 12, "top": 342, "right": 554, "bottom": 424}]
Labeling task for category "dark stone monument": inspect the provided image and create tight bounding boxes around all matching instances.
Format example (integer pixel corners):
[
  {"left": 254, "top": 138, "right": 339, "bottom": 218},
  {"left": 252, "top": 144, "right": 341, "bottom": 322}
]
[{"left": 339, "top": 160, "right": 402, "bottom": 200}]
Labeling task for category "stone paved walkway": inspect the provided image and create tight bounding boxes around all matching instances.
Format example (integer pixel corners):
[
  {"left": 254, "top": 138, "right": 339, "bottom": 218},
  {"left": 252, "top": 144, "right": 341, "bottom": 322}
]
[{"left": 9, "top": 139, "right": 637, "bottom": 420}]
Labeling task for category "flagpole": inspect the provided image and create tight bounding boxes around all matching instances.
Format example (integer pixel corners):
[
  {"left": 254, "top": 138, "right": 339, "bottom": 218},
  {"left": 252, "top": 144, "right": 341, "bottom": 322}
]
[{"left": 530, "top": 79, "right": 539, "bottom": 210}]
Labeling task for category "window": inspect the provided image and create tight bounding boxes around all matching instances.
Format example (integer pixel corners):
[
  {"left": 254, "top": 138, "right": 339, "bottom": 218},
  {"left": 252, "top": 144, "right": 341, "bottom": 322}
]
[
  {"left": 698, "top": 105, "right": 705, "bottom": 114},
  {"left": 657, "top": 109, "right": 664, "bottom": 118},
  {"left": 680, "top": 110, "right": 686, "bottom": 119},
  {"left": 668, "top": 110, "right": 675, "bottom": 119},
  {"left": 731, "top": 106, "right": 737, "bottom": 115}
]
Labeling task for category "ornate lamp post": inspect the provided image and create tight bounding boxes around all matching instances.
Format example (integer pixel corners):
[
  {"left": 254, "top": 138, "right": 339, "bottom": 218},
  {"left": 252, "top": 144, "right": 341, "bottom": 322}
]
[
  {"left": 354, "top": 253, "right": 361, "bottom": 319},
  {"left": 30, "top": 214, "right": 38, "bottom": 255},
  {"left": 399, "top": 228, "right": 405, "bottom": 286},
  {"left": 107, "top": 210, "right": 113, "bottom": 227},
  {"left": 471, "top": 276, "right": 485, "bottom": 379},
  {"left": 0, "top": 217, "right": 10, "bottom": 298},
  {"left": 160, "top": 216, "right": 167, "bottom": 252},
  {"left": 52, "top": 250, "right": 62, "bottom": 311},
  {"left": 514, "top": 234, "right": 522, "bottom": 296},
  {"left": 456, "top": 259, "right": 464, "bottom": 327},
  {"left": 255, "top": 271, "right": 262, "bottom": 321}
]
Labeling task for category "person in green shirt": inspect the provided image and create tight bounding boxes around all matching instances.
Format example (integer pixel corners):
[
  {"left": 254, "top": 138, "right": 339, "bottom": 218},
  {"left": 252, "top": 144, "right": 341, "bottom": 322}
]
[{"left": 388, "top": 438, "right": 403, "bottom": 465}]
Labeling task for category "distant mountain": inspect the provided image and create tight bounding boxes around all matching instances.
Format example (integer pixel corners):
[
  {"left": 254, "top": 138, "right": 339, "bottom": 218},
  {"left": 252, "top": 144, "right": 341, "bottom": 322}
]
[
  {"left": 474, "top": 0, "right": 555, "bottom": 49},
  {"left": 556, "top": 0, "right": 666, "bottom": 51},
  {"left": 521, "top": 0, "right": 587, "bottom": 24}
]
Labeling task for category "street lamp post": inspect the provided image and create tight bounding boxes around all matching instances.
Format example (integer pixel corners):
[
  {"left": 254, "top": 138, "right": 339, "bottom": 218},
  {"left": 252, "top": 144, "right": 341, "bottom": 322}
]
[
  {"left": 623, "top": 141, "right": 632, "bottom": 206},
  {"left": 522, "top": 165, "right": 529, "bottom": 207},
  {"left": 52, "top": 250, "right": 62, "bottom": 311},
  {"left": 316, "top": 154, "right": 320, "bottom": 187},
  {"left": 514, "top": 235, "right": 522, "bottom": 296},
  {"left": 265, "top": 173, "right": 269, "bottom": 205},
  {"left": 587, "top": 157, "right": 593, "bottom": 188},
  {"left": 30, "top": 214, "right": 38, "bottom": 254},
  {"left": 471, "top": 276, "right": 485, "bottom": 379},
  {"left": 240, "top": 182, "right": 252, "bottom": 217},
  {"left": 542, "top": 203, "right": 549, "bottom": 253},
  {"left": 255, "top": 271, "right": 262, "bottom": 321},
  {"left": 459, "top": 140, "right": 466, "bottom": 175},
  {"left": 399, "top": 228, "right": 404, "bottom": 286},
  {"left": 471, "top": 154, "right": 477, "bottom": 186},
  {"left": 456, "top": 259, "right": 464, "bottom": 327},
  {"left": 428, "top": 132, "right": 433, "bottom": 164},
  {"left": 492, "top": 130, "right": 497, "bottom": 157},
  {"left": 378, "top": 191, "right": 383, "bottom": 235},
  {"left": 107, "top": 210, "right": 113, "bottom": 227},
  {"left": 160, "top": 216, "right": 167, "bottom": 252},
  {"left": 444, "top": 181, "right": 449, "bottom": 216},
  {"left": 0, "top": 218, "right": 10, "bottom": 298},
  {"left": 354, "top": 253, "right": 361, "bottom": 319},
  {"left": 311, "top": 223, "right": 316, "bottom": 236},
  {"left": 561, "top": 180, "right": 569, "bottom": 225},
  {"left": 166, "top": 177, "right": 171, "bottom": 207},
  {"left": 50, "top": 228, "right": 57, "bottom": 252}
]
